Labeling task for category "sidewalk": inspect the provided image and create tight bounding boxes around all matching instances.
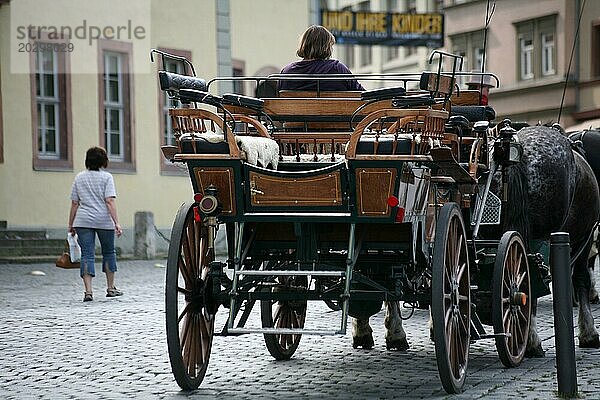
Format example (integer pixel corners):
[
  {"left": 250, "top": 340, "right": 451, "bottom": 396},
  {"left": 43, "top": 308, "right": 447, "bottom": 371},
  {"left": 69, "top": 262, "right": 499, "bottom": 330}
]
[{"left": 0, "top": 259, "right": 599, "bottom": 399}]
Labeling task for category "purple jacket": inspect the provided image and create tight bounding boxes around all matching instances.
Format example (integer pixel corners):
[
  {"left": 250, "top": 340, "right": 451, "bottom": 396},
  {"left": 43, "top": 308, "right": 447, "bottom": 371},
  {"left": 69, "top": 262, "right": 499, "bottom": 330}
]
[{"left": 278, "top": 59, "right": 365, "bottom": 91}]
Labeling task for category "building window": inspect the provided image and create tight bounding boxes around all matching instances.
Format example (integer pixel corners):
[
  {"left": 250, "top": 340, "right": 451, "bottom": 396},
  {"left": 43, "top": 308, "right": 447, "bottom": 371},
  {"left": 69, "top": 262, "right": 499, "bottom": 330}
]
[
  {"left": 591, "top": 22, "right": 600, "bottom": 78},
  {"left": 473, "top": 47, "right": 484, "bottom": 73},
  {"left": 515, "top": 15, "right": 557, "bottom": 81},
  {"left": 103, "top": 52, "right": 125, "bottom": 161},
  {"left": 162, "top": 58, "right": 184, "bottom": 147},
  {"left": 157, "top": 48, "right": 191, "bottom": 175},
  {"left": 541, "top": 33, "right": 555, "bottom": 76},
  {"left": 232, "top": 59, "right": 245, "bottom": 95},
  {"left": 450, "top": 30, "right": 484, "bottom": 85},
  {"left": 520, "top": 37, "right": 534, "bottom": 79},
  {"left": 98, "top": 40, "right": 134, "bottom": 171},
  {"left": 36, "top": 50, "right": 60, "bottom": 158},
  {"left": 29, "top": 37, "right": 72, "bottom": 170}
]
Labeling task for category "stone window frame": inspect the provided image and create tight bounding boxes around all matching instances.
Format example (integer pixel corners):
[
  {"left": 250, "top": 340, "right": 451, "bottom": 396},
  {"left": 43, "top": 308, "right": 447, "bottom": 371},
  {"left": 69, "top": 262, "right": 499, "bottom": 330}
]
[
  {"left": 97, "top": 39, "right": 135, "bottom": 173},
  {"left": 29, "top": 33, "right": 73, "bottom": 171}
]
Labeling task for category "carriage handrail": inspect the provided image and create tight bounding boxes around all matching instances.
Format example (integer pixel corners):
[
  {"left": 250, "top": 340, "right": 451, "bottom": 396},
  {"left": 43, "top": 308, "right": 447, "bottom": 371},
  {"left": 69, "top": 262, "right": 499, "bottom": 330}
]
[
  {"left": 206, "top": 73, "right": 424, "bottom": 93},
  {"left": 452, "top": 71, "right": 500, "bottom": 88},
  {"left": 150, "top": 48, "right": 196, "bottom": 76}
]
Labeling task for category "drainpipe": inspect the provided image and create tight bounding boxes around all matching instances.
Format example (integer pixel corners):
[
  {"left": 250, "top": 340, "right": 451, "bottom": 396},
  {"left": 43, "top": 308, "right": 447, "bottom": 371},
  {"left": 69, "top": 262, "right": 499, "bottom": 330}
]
[
  {"left": 310, "top": 0, "right": 320, "bottom": 25},
  {"left": 216, "top": 0, "right": 233, "bottom": 95}
]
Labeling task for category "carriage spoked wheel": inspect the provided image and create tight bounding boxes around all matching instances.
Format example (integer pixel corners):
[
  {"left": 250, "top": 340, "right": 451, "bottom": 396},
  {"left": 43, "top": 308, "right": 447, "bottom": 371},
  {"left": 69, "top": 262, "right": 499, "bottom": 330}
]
[
  {"left": 166, "top": 202, "right": 217, "bottom": 390},
  {"left": 431, "top": 203, "right": 470, "bottom": 394},
  {"left": 492, "top": 231, "right": 531, "bottom": 368},
  {"left": 260, "top": 276, "right": 308, "bottom": 360}
]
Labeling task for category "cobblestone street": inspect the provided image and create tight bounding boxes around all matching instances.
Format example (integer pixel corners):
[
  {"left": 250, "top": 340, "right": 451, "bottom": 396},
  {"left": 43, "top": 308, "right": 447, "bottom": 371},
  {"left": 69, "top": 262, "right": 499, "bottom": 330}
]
[{"left": 1, "top": 260, "right": 600, "bottom": 399}]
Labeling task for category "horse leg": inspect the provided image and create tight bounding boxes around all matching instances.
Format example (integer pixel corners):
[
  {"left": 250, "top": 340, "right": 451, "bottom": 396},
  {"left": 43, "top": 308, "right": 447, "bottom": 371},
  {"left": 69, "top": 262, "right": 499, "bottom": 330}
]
[
  {"left": 352, "top": 318, "right": 374, "bottom": 349},
  {"left": 589, "top": 255, "right": 599, "bottom": 304},
  {"left": 589, "top": 226, "right": 599, "bottom": 304},
  {"left": 574, "top": 253, "right": 600, "bottom": 348},
  {"left": 525, "top": 299, "right": 545, "bottom": 357},
  {"left": 384, "top": 301, "right": 409, "bottom": 351}
]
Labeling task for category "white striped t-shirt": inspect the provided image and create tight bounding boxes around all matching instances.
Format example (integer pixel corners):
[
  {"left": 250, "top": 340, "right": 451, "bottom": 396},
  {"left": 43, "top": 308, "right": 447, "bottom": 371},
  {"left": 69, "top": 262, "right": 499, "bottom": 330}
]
[{"left": 71, "top": 170, "right": 117, "bottom": 230}]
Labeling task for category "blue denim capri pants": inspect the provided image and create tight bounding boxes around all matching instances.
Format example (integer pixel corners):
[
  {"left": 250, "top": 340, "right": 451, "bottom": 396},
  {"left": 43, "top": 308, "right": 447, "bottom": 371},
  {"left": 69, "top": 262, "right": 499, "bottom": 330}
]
[{"left": 75, "top": 227, "right": 118, "bottom": 278}]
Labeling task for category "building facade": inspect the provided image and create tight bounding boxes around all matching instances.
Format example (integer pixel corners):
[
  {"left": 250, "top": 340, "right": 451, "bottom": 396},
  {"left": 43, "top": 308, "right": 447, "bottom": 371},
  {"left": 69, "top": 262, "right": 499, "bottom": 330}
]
[
  {"left": 444, "top": 0, "right": 600, "bottom": 127},
  {"left": 0, "top": 0, "right": 315, "bottom": 253},
  {"left": 0, "top": 0, "right": 598, "bottom": 254}
]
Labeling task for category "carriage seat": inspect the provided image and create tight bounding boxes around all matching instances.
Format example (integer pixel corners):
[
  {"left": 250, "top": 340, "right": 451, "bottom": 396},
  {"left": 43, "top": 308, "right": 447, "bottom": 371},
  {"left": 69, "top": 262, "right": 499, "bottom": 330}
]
[
  {"left": 179, "top": 133, "right": 279, "bottom": 168},
  {"left": 450, "top": 105, "right": 495, "bottom": 122},
  {"left": 355, "top": 134, "right": 414, "bottom": 155}
]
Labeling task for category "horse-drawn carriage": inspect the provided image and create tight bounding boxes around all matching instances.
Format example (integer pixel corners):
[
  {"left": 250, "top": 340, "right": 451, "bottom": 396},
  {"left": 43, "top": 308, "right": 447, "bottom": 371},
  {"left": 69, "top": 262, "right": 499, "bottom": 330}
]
[{"left": 153, "top": 49, "right": 552, "bottom": 394}]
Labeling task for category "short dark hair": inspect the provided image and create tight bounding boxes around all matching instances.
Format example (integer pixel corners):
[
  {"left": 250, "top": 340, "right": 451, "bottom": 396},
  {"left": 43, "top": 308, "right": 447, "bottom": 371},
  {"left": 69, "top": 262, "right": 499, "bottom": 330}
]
[
  {"left": 85, "top": 146, "right": 108, "bottom": 170},
  {"left": 296, "top": 25, "right": 335, "bottom": 60}
]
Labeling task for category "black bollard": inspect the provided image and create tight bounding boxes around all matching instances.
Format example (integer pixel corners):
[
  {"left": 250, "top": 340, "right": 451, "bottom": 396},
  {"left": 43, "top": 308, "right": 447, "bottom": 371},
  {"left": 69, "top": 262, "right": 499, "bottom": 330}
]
[{"left": 550, "top": 232, "right": 577, "bottom": 397}]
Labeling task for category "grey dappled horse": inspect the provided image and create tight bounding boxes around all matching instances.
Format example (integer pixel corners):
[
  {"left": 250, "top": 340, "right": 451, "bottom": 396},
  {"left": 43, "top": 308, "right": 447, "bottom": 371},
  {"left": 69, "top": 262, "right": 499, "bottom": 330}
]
[
  {"left": 569, "top": 128, "right": 600, "bottom": 304},
  {"left": 504, "top": 125, "right": 600, "bottom": 353},
  {"left": 351, "top": 125, "right": 600, "bottom": 354}
]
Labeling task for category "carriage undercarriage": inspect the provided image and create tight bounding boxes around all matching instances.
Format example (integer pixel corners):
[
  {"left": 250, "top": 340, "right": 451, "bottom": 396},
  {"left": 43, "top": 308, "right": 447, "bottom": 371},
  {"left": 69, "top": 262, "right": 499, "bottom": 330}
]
[{"left": 155, "top": 49, "right": 549, "bottom": 394}]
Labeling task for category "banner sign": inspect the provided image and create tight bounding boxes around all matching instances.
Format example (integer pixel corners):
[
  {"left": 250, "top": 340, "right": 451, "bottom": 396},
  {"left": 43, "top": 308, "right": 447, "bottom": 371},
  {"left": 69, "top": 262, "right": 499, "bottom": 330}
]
[{"left": 320, "top": 9, "right": 444, "bottom": 47}]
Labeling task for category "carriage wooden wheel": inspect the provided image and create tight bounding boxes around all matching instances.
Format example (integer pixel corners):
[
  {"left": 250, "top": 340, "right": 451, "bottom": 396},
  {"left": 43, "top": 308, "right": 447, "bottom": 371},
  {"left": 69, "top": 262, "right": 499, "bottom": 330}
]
[
  {"left": 166, "top": 202, "right": 217, "bottom": 390},
  {"left": 260, "top": 276, "right": 308, "bottom": 360},
  {"left": 432, "top": 203, "right": 471, "bottom": 394},
  {"left": 492, "top": 231, "right": 531, "bottom": 368}
]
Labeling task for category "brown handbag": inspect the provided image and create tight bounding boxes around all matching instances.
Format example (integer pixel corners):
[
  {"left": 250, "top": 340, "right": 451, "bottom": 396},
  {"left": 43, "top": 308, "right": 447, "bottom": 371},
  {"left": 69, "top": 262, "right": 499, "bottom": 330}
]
[{"left": 55, "top": 241, "right": 80, "bottom": 269}]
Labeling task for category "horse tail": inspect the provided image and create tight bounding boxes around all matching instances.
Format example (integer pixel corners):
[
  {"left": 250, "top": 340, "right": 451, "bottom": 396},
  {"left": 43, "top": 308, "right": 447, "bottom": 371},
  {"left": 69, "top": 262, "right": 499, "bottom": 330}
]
[{"left": 503, "top": 163, "right": 530, "bottom": 249}]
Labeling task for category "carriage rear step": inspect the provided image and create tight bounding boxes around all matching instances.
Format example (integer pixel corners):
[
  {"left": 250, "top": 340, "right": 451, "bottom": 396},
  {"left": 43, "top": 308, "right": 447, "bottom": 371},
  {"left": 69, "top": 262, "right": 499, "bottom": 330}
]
[
  {"left": 226, "top": 327, "right": 343, "bottom": 335},
  {"left": 236, "top": 270, "right": 344, "bottom": 277}
]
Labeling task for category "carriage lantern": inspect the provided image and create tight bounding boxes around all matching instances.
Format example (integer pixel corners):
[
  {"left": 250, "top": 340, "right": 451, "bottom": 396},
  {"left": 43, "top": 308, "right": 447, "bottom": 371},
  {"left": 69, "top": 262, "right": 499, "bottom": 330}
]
[
  {"left": 494, "top": 121, "right": 523, "bottom": 166},
  {"left": 197, "top": 185, "right": 220, "bottom": 216}
]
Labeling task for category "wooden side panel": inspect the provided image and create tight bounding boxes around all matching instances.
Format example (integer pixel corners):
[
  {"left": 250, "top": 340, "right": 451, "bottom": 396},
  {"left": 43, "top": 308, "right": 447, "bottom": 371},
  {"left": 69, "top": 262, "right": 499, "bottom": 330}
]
[
  {"left": 356, "top": 168, "right": 397, "bottom": 216},
  {"left": 193, "top": 167, "right": 236, "bottom": 214},
  {"left": 249, "top": 170, "right": 342, "bottom": 206}
]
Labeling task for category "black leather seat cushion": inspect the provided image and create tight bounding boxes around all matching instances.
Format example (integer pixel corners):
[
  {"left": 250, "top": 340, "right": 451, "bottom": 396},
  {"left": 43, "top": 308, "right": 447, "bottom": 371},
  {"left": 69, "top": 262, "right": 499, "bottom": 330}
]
[
  {"left": 159, "top": 71, "right": 207, "bottom": 92},
  {"left": 179, "top": 134, "right": 229, "bottom": 154},
  {"left": 451, "top": 106, "right": 496, "bottom": 122},
  {"left": 391, "top": 94, "right": 435, "bottom": 108},
  {"left": 179, "top": 89, "right": 223, "bottom": 106},
  {"left": 222, "top": 93, "right": 264, "bottom": 110},
  {"left": 361, "top": 86, "right": 406, "bottom": 101},
  {"left": 356, "top": 136, "right": 413, "bottom": 155}
]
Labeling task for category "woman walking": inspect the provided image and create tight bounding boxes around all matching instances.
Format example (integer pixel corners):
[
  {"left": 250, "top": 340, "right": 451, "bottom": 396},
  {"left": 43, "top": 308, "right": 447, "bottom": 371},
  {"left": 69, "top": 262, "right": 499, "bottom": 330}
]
[{"left": 68, "top": 146, "right": 123, "bottom": 302}]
